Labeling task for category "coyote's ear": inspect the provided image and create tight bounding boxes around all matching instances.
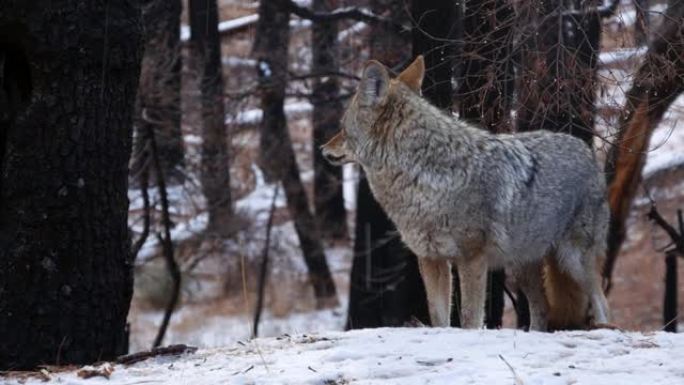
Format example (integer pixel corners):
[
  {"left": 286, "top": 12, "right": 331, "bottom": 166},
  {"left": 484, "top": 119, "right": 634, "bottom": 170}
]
[
  {"left": 397, "top": 55, "right": 424, "bottom": 92},
  {"left": 359, "top": 60, "right": 389, "bottom": 107}
]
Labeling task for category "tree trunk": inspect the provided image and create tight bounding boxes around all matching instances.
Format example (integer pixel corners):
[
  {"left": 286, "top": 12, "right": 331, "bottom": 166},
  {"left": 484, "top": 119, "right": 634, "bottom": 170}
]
[
  {"left": 411, "top": 0, "right": 463, "bottom": 327},
  {"left": 412, "top": 0, "right": 457, "bottom": 110},
  {"left": 347, "top": 0, "right": 430, "bottom": 329},
  {"left": 0, "top": 2, "right": 142, "bottom": 369},
  {"left": 189, "top": 0, "right": 233, "bottom": 235},
  {"left": 663, "top": 250, "right": 678, "bottom": 332},
  {"left": 635, "top": 0, "right": 650, "bottom": 46},
  {"left": 454, "top": 0, "right": 514, "bottom": 329},
  {"left": 254, "top": 0, "right": 338, "bottom": 308},
  {"left": 133, "top": 0, "right": 185, "bottom": 185},
  {"left": 515, "top": 0, "right": 602, "bottom": 328},
  {"left": 516, "top": 0, "right": 600, "bottom": 146},
  {"left": 253, "top": 0, "right": 289, "bottom": 183},
  {"left": 312, "top": 0, "right": 347, "bottom": 241},
  {"left": 457, "top": 0, "right": 514, "bottom": 133},
  {"left": 603, "top": 0, "right": 684, "bottom": 290}
]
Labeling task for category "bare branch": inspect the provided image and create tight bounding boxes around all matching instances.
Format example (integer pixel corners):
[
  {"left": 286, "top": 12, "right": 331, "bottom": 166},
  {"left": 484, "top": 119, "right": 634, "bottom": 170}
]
[
  {"left": 116, "top": 344, "right": 197, "bottom": 366},
  {"left": 648, "top": 204, "right": 684, "bottom": 254},
  {"left": 252, "top": 185, "right": 279, "bottom": 338},
  {"left": 131, "top": 167, "right": 151, "bottom": 260},
  {"left": 145, "top": 122, "right": 182, "bottom": 349}
]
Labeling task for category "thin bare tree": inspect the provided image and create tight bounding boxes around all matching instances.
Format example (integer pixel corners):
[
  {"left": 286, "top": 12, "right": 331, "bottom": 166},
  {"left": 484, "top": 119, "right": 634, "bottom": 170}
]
[
  {"left": 311, "top": 0, "right": 348, "bottom": 241},
  {"left": 253, "top": 0, "right": 338, "bottom": 308},
  {"left": 189, "top": 0, "right": 234, "bottom": 236}
]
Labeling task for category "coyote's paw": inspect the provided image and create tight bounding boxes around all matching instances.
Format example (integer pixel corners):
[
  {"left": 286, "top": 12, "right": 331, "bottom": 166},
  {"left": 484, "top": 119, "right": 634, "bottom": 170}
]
[{"left": 404, "top": 316, "right": 428, "bottom": 328}]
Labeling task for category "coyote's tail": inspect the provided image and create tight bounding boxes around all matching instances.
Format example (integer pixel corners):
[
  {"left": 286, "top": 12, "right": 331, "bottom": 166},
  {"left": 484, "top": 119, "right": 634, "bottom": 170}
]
[{"left": 544, "top": 257, "right": 589, "bottom": 330}]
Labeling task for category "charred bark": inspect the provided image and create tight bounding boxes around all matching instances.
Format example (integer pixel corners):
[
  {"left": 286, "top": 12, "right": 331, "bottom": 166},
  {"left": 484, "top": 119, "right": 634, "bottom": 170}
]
[
  {"left": 253, "top": 0, "right": 290, "bottom": 183},
  {"left": 516, "top": 0, "right": 601, "bottom": 146},
  {"left": 457, "top": 0, "right": 514, "bottom": 133},
  {"left": 347, "top": 179, "right": 430, "bottom": 328},
  {"left": 254, "top": 0, "right": 338, "bottom": 308},
  {"left": 347, "top": 0, "right": 430, "bottom": 329},
  {"left": 312, "top": 0, "right": 347, "bottom": 241},
  {"left": 664, "top": 249, "right": 678, "bottom": 332},
  {"left": 133, "top": 0, "right": 185, "bottom": 185},
  {"left": 412, "top": 0, "right": 457, "bottom": 110},
  {"left": 189, "top": 0, "right": 234, "bottom": 235},
  {"left": 0, "top": 2, "right": 142, "bottom": 369}
]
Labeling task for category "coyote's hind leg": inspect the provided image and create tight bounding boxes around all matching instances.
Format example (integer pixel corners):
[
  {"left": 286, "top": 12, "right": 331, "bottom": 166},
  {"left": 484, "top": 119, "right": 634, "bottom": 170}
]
[{"left": 513, "top": 262, "right": 548, "bottom": 331}]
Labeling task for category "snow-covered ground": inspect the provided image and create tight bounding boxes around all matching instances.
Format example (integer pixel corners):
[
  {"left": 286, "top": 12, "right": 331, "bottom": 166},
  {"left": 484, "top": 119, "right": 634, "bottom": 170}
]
[{"left": 10, "top": 328, "right": 684, "bottom": 384}]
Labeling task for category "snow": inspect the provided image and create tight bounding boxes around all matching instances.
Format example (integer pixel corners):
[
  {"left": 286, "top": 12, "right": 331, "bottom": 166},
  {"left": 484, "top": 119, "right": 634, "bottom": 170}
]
[
  {"left": 614, "top": 3, "right": 668, "bottom": 28},
  {"left": 258, "top": 60, "right": 273, "bottom": 78},
  {"left": 223, "top": 56, "right": 258, "bottom": 67},
  {"left": 132, "top": 297, "right": 347, "bottom": 351},
  {"left": 12, "top": 328, "right": 684, "bottom": 384},
  {"left": 180, "top": 15, "right": 310, "bottom": 42},
  {"left": 338, "top": 21, "right": 368, "bottom": 42},
  {"left": 598, "top": 47, "right": 646, "bottom": 67},
  {"left": 218, "top": 14, "right": 260, "bottom": 34},
  {"left": 642, "top": 94, "right": 684, "bottom": 178},
  {"left": 225, "top": 101, "right": 313, "bottom": 125}
]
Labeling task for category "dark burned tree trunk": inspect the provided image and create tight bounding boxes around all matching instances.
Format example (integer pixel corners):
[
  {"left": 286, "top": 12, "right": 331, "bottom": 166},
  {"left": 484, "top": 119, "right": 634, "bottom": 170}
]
[
  {"left": 312, "top": 0, "right": 347, "bottom": 241},
  {"left": 635, "top": 0, "right": 650, "bottom": 46},
  {"left": 412, "top": 1, "right": 456, "bottom": 110},
  {"left": 133, "top": 0, "right": 185, "bottom": 185},
  {"left": 347, "top": 0, "right": 430, "bottom": 329},
  {"left": 603, "top": 0, "right": 684, "bottom": 290},
  {"left": 412, "top": 0, "right": 463, "bottom": 327},
  {"left": 254, "top": 1, "right": 288, "bottom": 184},
  {"left": 254, "top": 0, "right": 338, "bottom": 308},
  {"left": 189, "top": 0, "right": 233, "bottom": 235},
  {"left": 516, "top": 0, "right": 601, "bottom": 146},
  {"left": 457, "top": 0, "right": 514, "bottom": 133},
  {"left": 515, "top": 0, "right": 603, "bottom": 328},
  {"left": 664, "top": 249, "right": 677, "bottom": 332},
  {"left": 455, "top": 0, "right": 515, "bottom": 329},
  {"left": 0, "top": 2, "right": 142, "bottom": 369}
]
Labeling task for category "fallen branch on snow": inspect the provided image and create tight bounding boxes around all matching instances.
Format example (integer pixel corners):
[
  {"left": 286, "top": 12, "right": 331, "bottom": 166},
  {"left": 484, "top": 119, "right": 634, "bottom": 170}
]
[{"left": 116, "top": 344, "right": 198, "bottom": 366}]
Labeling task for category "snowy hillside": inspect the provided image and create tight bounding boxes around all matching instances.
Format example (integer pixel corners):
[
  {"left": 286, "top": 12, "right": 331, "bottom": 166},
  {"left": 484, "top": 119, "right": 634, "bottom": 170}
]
[{"left": 9, "top": 328, "right": 684, "bottom": 384}]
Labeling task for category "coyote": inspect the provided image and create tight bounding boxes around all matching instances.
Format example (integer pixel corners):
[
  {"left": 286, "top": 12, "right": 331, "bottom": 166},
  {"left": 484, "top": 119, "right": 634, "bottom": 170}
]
[{"left": 321, "top": 56, "right": 611, "bottom": 331}]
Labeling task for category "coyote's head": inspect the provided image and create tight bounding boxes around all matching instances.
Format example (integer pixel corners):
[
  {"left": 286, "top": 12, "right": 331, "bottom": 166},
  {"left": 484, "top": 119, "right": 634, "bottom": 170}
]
[{"left": 320, "top": 56, "right": 425, "bottom": 165}]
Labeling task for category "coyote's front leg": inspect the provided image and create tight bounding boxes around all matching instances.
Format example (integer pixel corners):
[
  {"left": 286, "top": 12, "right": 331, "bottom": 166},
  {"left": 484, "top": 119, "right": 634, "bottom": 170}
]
[
  {"left": 458, "top": 256, "right": 487, "bottom": 329},
  {"left": 418, "top": 258, "right": 452, "bottom": 327}
]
